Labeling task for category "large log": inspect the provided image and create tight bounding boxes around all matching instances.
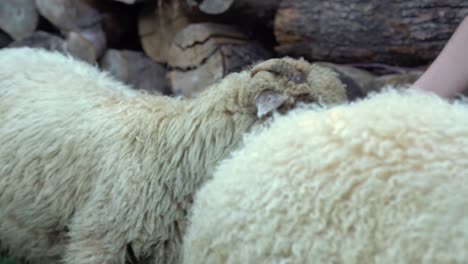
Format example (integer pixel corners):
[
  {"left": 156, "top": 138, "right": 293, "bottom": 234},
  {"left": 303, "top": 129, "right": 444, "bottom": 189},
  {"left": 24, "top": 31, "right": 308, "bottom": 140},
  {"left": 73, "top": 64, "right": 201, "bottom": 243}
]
[
  {"left": 0, "top": 0, "right": 39, "bottom": 40},
  {"left": 167, "top": 23, "right": 271, "bottom": 98},
  {"left": 274, "top": 0, "right": 468, "bottom": 66}
]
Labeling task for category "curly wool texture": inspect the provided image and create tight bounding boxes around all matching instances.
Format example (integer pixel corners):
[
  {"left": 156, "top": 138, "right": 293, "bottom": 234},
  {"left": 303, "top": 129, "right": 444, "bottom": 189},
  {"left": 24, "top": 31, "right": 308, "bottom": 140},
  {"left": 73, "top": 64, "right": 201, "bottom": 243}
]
[
  {"left": 0, "top": 48, "right": 350, "bottom": 264},
  {"left": 183, "top": 88, "right": 468, "bottom": 264}
]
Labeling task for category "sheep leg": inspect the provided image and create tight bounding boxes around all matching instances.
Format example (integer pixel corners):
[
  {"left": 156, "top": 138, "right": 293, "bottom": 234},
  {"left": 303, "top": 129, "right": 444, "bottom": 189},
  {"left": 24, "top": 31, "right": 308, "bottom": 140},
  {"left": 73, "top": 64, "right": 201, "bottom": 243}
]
[
  {"left": 63, "top": 244, "right": 123, "bottom": 264},
  {"left": 61, "top": 206, "right": 128, "bottom": 264},
  {"left": 63, "top": 224, "right": 127, "bottom": 264},
  {"left": 0, "top": 217, "right": 65, "bottom": 264}
]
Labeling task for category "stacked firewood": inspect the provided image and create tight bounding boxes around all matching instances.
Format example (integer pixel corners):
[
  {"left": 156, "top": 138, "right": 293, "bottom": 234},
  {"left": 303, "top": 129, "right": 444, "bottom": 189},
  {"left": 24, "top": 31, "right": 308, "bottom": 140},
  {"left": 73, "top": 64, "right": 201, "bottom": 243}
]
[{"left": 1, "top": 0, "right": 467, "bottom": 97}]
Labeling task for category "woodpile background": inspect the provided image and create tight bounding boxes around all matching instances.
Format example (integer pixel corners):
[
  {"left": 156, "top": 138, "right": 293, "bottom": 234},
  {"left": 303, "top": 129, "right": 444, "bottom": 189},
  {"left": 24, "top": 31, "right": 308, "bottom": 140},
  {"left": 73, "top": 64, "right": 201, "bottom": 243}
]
[
  {"left": 0, "top": 2, "right": 467, "bottom": 263},
  {"left": 1, "top": 0, "right": 467, "bottom": 98}
]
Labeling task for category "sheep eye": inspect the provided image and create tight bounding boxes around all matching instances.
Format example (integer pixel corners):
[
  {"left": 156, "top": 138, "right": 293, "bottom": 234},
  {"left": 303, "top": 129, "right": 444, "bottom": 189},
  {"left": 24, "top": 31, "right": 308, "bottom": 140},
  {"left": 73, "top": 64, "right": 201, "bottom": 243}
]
[{"left": 287, "top": 71, "right": 306, "bottom": 84}]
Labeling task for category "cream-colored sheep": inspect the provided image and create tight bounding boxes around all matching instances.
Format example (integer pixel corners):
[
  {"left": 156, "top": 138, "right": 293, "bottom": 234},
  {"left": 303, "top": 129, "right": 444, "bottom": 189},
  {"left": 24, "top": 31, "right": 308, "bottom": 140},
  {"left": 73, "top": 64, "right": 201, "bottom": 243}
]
[
  {"left": 183, "top": 88, "right": 468, "bottom": 264},
  {"left": 0, "top": 48, "right": 353, "bottom": 264}
]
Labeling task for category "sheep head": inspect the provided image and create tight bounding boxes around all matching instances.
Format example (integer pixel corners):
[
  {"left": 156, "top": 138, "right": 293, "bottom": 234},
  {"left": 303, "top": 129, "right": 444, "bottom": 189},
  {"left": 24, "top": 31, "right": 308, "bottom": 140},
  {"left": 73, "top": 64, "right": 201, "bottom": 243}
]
[{"left": 244, "top": 57, "right": 357, "bottom": 118}]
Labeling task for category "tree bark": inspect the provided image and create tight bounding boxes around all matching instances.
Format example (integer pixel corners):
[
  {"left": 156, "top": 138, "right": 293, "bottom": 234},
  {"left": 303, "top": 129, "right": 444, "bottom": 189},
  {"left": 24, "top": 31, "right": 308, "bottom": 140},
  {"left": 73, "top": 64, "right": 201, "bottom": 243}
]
[
  {"left": 167, "top": 23, "right": 271, "bottom": 98},
  {"left": 274, "top": 0, "right": 468, "bottom": 66}
]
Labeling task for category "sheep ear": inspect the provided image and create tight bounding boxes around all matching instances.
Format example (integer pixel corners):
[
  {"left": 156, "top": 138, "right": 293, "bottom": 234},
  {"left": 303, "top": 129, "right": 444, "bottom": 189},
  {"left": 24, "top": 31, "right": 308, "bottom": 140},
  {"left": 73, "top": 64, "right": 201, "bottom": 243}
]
[{"left": 255, "top": 90, "right": 288, "bottom": 118}]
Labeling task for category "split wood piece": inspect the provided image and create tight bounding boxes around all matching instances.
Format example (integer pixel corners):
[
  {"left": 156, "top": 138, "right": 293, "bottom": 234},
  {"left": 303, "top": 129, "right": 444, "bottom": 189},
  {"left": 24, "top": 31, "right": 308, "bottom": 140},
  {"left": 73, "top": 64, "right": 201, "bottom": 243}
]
[
  {"left": 167, "top": 23, "right": 271, "bottom": 98},
  {"left": 101, "top": 49, "right": 170, "bottom": 95},
  {"left": 0, "top": 0, "right": 39, "bottom": 40},
  {"left": 168, "top": 23, "right": 248, "bottom": 69},
  {"left": 66, "top": 27, "right": 106, "bottom": 64},
  {"left": 274, "top": 0, "right": 468, "bottom": 66},
  {"left": 35, "top": 0, "right": 106, "bottom": 61},
  {"left": 138, "top": 0, "right": 203, "bottom": 64}
]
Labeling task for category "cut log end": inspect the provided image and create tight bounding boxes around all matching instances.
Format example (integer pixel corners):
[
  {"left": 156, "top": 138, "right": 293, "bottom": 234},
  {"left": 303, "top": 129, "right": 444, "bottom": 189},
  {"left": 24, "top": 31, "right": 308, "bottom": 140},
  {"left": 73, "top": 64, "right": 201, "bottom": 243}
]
[
  {"left": 138, "top": 0, "right": 200, "bottom": 64},
  {"left": 168, "top": 23, "right": 271, "bottom": 98}
]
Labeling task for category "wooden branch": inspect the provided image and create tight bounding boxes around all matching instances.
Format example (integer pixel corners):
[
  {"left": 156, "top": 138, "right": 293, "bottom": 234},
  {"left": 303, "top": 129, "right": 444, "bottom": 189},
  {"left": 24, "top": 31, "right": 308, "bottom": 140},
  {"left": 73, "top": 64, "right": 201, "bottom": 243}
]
[
  {"left": 274, "top": 0, "right": 468, "bottom": 66},
  {"left": 100, "top": 49, "right": 170, "bottom": 95},
  {"left": 167, "top": 23, "right": 271, "bottom": 98},
  {"left": 0, "top": 0, "right": 39, "bottom": 40}
]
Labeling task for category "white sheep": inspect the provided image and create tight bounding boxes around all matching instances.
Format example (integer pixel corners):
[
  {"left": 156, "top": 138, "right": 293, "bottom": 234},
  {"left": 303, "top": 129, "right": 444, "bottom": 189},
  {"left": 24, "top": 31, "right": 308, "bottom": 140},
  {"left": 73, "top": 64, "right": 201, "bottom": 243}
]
[
  {"left": 183, "top": 88, "right": 468, "bottom": 264},
  {"left": 0, "top": 48, "right": 353, "bottom": 264}
]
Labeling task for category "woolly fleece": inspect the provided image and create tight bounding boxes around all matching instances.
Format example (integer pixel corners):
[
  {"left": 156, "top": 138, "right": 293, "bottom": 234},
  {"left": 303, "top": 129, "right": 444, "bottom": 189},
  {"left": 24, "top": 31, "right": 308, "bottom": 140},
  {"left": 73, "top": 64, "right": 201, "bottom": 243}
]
[
  {"left": 183, "top": 88, "right": 468, "bottom": 264},
  {"left": 0, "top": 48, "right": 350, "bottom": 264}
]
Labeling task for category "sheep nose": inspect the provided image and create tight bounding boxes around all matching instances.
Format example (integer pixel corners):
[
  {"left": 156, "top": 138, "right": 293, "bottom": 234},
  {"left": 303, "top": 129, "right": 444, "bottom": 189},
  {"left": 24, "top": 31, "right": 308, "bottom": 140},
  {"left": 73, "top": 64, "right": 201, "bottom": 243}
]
[{"left": 251, "top": 59, "right": 306, "bottom": 84}]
